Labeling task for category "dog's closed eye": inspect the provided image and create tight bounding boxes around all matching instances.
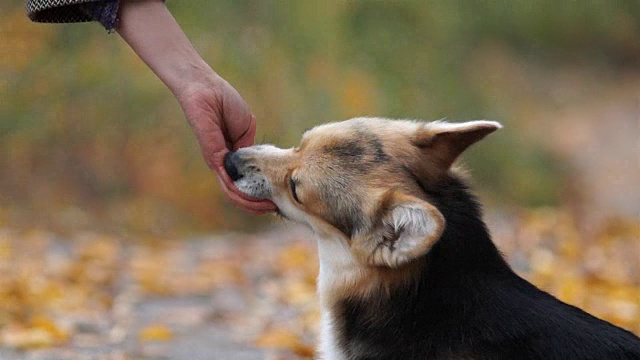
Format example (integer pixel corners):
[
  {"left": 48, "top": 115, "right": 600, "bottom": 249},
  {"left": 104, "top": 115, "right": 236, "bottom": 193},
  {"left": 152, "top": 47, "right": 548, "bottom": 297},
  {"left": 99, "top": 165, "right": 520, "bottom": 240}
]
[{"left": 289, "top": 176, "right": 302, "bottom": 204}]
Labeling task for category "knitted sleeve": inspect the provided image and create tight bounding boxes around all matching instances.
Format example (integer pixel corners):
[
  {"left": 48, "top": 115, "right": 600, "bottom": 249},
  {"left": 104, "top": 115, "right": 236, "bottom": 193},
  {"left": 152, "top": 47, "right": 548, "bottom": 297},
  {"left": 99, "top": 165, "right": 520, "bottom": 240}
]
[{"left": 26, "top": 0, "right": 120, "bottom": 31}]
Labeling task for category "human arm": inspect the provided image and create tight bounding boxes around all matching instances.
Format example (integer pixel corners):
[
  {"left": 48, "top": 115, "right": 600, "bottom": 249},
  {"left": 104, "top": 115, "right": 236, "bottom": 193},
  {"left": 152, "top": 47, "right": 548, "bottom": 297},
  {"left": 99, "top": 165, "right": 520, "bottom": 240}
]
[
  {"left": 115, "top": 0, "right": 276, "bottom": 214},
  {"left": 26, "top": 0, "right": 277, "bottom": 214}
]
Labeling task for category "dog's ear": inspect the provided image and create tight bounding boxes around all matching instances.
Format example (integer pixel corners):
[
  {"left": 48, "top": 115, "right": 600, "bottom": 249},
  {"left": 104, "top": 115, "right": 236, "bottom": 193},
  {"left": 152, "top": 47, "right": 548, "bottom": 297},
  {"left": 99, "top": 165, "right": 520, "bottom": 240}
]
[
  {"left": 414, "top": 120, "right": 502, "bottom": 170},
  {"left": 352, "top": 191, "right": 445, "bottom": 268}
]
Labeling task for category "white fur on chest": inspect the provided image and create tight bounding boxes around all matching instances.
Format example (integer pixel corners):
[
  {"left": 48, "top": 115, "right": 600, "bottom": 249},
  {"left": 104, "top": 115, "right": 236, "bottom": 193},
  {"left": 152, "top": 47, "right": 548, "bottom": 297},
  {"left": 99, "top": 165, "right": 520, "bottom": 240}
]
[
  {"left": 316, "top": 236, "right": 362, "bottom": 360},
  {"left": 316, "top": 236, "right": 361, "bottom": 295},
  {"left": 319, "top": 308, "right": 344, "bottom": 360}
]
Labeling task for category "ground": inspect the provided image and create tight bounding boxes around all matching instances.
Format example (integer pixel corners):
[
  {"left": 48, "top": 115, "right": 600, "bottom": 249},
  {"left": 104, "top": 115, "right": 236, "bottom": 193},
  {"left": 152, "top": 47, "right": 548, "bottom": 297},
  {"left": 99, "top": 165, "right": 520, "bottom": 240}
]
[{"left": 1, "top": 211, "right": 639, "bottom": 360}]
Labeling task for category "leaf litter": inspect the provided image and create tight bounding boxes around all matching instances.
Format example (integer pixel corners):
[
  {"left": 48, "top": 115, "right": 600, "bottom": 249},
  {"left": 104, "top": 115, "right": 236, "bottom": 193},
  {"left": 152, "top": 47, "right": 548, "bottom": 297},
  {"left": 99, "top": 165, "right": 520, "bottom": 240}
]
[{"left": 0, "top": 209, "right": 638, "bottom": 359}]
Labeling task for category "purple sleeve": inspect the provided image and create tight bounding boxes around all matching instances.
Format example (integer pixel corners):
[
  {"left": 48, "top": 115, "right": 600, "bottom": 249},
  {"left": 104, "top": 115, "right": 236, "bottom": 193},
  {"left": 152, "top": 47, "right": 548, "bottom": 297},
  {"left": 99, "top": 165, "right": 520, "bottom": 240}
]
[{"left": 79, "top": 1, "right": 120, "bottom": 32}]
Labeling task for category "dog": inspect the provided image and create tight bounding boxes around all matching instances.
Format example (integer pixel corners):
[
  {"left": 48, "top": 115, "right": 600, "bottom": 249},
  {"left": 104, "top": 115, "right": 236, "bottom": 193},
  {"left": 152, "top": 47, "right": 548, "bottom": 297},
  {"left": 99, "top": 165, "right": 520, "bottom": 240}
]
[{"left": 223, "top": 118, "right": 640, "bottom": 360}]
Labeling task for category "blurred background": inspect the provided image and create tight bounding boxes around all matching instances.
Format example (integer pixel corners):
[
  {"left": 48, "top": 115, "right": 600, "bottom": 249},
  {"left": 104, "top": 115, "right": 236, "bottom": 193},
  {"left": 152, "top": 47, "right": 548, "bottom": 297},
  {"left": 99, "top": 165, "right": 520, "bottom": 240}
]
[
  {"left": 2, "top": 0, "right": 640, "bottom": 234},
  {"left": 1, "top": 0, "right": 639, "bottom": 358}
]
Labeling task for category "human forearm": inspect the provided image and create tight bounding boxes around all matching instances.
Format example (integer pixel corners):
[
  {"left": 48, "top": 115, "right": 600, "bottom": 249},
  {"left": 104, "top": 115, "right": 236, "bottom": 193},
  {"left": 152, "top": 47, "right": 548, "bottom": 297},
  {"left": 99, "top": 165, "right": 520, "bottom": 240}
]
[{"left": 116, "top": 0, "right": 213, "bottom": 98}]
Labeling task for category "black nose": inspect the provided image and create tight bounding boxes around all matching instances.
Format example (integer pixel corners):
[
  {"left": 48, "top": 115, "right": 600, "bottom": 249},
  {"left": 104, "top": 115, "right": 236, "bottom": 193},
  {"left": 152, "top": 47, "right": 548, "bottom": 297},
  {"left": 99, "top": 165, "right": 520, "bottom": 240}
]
[{"left": 224, "top": 151, "right": 243, "bottom": 181}]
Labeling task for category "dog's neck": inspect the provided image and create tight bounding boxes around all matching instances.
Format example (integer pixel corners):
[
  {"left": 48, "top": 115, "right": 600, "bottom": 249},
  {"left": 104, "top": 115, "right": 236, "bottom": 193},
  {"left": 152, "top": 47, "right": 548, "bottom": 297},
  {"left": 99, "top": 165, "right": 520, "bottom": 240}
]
[
  {"left": 423, "top": 175, "right": 509, "bottom": 274},
  {"left": 315, "top": 175, "right": 512, "bottom": 359}
]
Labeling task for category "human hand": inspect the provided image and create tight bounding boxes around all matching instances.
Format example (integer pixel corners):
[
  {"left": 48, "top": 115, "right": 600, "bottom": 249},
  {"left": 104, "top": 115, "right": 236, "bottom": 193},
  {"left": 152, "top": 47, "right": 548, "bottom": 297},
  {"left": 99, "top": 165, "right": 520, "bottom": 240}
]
[{"left": 177, "top": 75, "right": 277, "bottom": 215}]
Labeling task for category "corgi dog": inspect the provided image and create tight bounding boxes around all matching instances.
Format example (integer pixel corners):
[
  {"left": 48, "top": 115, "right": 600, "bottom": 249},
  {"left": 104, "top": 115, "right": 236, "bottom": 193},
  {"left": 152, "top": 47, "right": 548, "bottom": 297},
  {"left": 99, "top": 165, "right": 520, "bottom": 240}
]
[{"left": 224, "top": 118, "right": 640, "bottom": 360}]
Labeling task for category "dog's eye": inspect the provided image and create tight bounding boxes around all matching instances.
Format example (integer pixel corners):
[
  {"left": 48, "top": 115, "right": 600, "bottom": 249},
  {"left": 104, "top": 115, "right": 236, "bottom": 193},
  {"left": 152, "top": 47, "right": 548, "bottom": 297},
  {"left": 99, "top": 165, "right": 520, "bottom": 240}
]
[{"left": 289, "top": 176, "right": 301, "bottom": 204}]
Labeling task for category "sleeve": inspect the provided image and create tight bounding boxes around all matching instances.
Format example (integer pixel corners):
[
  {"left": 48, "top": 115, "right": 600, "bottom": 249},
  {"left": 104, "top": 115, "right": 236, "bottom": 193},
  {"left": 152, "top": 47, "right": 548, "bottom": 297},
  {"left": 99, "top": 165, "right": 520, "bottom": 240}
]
[{"left": 26, "top": 0, "right": 120, "bottom": 32}]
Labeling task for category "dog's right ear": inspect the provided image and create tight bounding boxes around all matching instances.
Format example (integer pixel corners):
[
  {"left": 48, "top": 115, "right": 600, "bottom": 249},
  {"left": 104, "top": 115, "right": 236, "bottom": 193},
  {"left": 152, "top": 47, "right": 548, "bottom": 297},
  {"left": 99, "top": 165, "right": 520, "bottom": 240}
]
[
  {"left": 352, "top": 191, "right": 445, "bottom": 268},
  {"left": 414, "top": 120, "right": 502, "bottom": 170}
]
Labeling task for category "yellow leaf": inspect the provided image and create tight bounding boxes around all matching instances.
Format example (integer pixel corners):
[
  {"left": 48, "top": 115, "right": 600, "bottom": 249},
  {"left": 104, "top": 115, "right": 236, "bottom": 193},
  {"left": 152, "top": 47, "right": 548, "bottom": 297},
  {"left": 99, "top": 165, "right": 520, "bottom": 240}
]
[
  {"left": 138, "top": 324, "right": 173, "bottom": 342},
  {"left": 255, "top": 328, "right": 315, "bottom": 357},
  {"left": 283, "top": 280, "right": 316, "bottom": 306},
  {"left": 30, "top": 316, "right": 68, "bottom": 342},
  {"left": 255, "top": 328, "right": 300, "bottom": 349}
]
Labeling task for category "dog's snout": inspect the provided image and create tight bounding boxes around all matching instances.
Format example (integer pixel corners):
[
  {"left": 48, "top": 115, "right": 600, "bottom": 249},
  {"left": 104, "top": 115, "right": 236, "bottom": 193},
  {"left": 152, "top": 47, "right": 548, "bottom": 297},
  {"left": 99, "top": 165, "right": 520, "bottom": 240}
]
[{"left": 224, "top": 151, "right": 243, "bottom": 181}]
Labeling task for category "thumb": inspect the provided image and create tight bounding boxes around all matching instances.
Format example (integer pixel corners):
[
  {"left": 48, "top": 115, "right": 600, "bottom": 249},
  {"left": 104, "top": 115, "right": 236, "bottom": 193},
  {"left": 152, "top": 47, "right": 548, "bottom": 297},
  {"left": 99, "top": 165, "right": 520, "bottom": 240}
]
[{"left": 233, "top": 114, "right": 257, "bottom": 150}]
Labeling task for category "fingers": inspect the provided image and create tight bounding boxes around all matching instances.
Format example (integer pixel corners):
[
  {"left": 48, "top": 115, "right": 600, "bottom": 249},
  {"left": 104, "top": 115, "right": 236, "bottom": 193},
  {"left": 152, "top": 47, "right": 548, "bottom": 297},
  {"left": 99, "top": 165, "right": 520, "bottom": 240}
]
[
  {"left": 233, "top": 114, "right": 257, "bottom": 150},
  {"left": 219, "top": 181, "right": 276, "bottom": 215},
  {"left": 180, "top": 78, "right": 274, "bottom": 214},
  {"left": 219, "top": 81, "right": 256, "bottom": 151},
  {"left": 215, "top": 91, "right": 276, "bottom": 213},
  {"left": 193, "top": 126, "right": 276, "bottom": 214},
  {"left": 191, "top": 116, "right": 275, "bottom": 214},
  {"left": 215, "top": 169, "right": 278, "bottom": 214}
]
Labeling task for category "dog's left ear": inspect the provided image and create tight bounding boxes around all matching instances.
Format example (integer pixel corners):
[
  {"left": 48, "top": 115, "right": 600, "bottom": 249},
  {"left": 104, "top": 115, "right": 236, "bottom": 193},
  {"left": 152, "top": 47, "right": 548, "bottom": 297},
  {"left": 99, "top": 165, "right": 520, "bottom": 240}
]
[
  {"left": 352, "top": 191, "right": 445, "bottom": 268},
  {"left": 415, "top": 120, "right": 502, "bottom": 170}
]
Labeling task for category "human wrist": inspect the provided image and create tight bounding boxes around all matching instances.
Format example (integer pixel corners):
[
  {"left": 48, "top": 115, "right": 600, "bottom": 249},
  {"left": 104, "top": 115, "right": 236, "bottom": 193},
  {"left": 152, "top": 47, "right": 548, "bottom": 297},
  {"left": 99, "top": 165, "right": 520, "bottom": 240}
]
[{"left": 175, "top": 60, "right": 223, "bottom": 98}]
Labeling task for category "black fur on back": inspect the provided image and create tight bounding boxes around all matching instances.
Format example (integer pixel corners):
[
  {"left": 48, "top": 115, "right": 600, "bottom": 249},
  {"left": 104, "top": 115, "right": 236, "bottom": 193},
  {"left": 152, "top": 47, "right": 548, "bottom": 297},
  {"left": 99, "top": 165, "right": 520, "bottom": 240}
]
[{"left": 334, "top": 175, "right": 640, "bottom": 360}]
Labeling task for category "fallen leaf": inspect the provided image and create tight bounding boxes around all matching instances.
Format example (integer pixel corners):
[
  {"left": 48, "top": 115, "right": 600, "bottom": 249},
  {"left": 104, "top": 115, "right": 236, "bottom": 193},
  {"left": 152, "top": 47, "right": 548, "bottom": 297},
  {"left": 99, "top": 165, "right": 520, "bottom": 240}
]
[
  {"left": 254, "top": 327, "right": 315, "bottom": 357},
  {"left": 138, "top": 324, "right": 173, "bottom": 342}
]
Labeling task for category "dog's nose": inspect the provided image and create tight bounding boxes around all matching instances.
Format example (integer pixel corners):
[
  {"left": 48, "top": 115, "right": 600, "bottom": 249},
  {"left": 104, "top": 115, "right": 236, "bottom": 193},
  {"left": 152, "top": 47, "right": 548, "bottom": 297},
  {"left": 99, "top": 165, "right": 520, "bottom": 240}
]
[
  {"left": 224, "top": 151, "right": 243, "bottom": 181},
  {"left": 224, "top": 151, "right": 242, "bottom": 181}
]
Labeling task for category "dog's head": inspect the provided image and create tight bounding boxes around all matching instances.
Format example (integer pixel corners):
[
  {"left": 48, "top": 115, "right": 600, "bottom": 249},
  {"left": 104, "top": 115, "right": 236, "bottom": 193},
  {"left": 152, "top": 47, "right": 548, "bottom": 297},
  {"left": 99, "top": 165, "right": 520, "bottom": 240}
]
[{"left": 225, "top": 118, "right": 500, "bottom": 268}]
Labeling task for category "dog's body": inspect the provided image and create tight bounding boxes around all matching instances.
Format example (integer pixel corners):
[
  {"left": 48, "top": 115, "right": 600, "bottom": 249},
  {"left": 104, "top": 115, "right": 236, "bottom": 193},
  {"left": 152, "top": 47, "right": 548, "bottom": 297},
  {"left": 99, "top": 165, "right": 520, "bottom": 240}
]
[{"left": 224, "top": 118, "right": 640, "bottom": 360}]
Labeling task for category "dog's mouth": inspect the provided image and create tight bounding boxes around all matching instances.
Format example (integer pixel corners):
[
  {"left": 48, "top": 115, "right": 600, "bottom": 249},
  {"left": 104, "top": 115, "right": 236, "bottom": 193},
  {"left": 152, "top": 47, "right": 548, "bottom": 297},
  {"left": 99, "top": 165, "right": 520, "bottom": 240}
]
[{"left": 224, "top": 151, "right": 273, "bottom": 201}]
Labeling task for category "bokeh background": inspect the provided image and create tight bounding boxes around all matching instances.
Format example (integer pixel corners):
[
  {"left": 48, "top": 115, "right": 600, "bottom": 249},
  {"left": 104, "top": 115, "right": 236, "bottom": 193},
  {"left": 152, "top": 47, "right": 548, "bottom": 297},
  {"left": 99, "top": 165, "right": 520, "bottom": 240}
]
[
  {"left": 2, "top": 0, "right": 640, "bottom": 234},
  {"left": 1, "top": 0, "right": 639, "bottom": 358}
]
